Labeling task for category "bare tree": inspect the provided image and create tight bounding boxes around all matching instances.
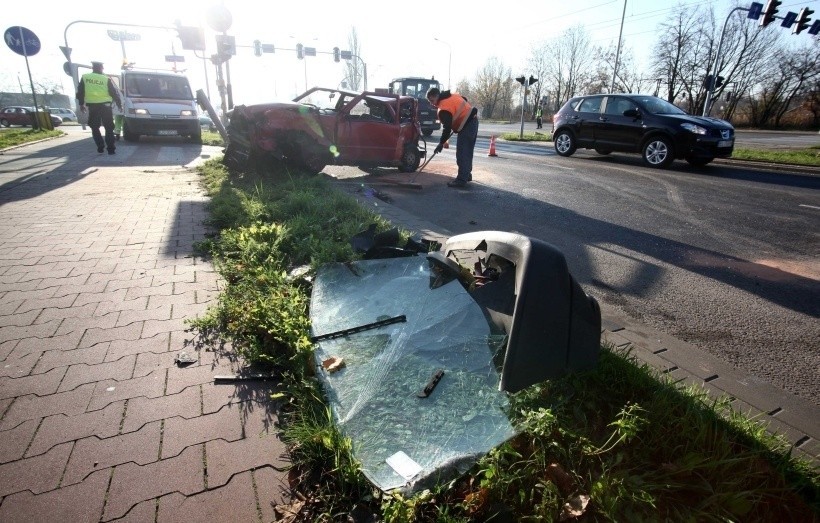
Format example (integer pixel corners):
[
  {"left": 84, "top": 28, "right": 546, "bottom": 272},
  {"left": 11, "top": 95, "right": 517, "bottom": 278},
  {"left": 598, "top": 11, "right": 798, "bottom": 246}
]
[
  {"left": 592, "top": 42, "right": 652, "bottom": 95},
  {"left": 33, "top": 79, "right": 63, "bottom": 96},
  {"left": 746, "top": 40, "right": 820, "bottom": 127},
  {"left": 470, "top": 57, "right": 513, "bottom": 120},
  {"left": 541, "top": 25, "right": 595, "bottom": 112},
  {"left": 344, "top": 27, "right": 364, "bottom": 91},
  {"left": 712, "top": 12, "right": 785, "bottom": 121},
  {"left": 525, "top": 40, "right": 550, "bottom": 115},
  {"left": 651, "top": 3, "right": 716, "bottom": 112}
]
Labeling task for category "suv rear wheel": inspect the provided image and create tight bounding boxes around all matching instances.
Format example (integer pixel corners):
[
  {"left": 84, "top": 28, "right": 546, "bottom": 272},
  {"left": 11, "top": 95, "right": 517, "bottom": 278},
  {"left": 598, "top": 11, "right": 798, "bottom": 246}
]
[
  {"left": 554, "top": 130, "right": 576, "bottom": 157},
  {"left": 642, "top": 136, "right": 674, "bottom": 168}
]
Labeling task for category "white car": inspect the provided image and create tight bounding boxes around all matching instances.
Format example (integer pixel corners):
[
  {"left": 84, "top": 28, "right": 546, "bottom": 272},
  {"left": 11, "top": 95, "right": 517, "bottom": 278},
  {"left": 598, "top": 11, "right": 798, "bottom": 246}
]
[{"left": 47, "top": 108, "right": 77, "bottom": 122}]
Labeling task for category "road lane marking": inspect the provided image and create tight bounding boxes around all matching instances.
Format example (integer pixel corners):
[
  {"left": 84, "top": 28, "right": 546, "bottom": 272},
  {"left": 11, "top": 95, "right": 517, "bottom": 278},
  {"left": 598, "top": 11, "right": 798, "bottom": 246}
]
[{"left": 799, "top": 204, "right": 820, "bottom": 210}]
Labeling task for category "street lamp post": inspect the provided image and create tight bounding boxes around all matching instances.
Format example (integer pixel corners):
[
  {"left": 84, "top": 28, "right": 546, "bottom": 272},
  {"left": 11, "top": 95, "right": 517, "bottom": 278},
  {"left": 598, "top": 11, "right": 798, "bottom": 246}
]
[
  {"left": 610, "top": 0, "right": 627, "bottom": 93},
  {"left": 434, "top": 37, "right": 451, "bottom": 90}
]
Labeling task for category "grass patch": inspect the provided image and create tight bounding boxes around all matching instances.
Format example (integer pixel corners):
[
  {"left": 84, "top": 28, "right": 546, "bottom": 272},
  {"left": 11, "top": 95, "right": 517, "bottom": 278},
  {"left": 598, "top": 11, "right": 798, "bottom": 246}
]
[
  {"left": 500, "top": 131, "right": 552, "bottom": 142},
  {"left": 732, "top": 146, "right": 820, "bottom": 166},
  {"left": 201, "top": 130, "right": 224, "bottom": 146},
  {"left": 190, "top": 157, "right": 819, "bottom": 521},
  {"left": 0, "top": 128, "right": 63, "bottom": 149}
]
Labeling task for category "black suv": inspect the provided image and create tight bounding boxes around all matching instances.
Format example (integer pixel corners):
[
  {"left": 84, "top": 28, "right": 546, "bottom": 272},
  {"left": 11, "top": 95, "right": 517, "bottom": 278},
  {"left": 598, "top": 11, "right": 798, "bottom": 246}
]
[{"left": 551, "top": 94, "right": 734, "bottom": 168}]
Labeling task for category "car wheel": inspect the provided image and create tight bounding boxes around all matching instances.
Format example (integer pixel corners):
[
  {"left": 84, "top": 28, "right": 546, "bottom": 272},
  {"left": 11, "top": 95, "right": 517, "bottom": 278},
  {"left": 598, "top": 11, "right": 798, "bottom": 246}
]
[
  {"left": 554, "top": 130, "right": 576, "bottom": 157},
  {"left": 188, "top": 130, "right": 202, "bottom": 144},
  {"left": 398, "top": 145, "right": 421, "bottom": 172},
  {"left": 686, "top": 156, "right": 713, "bottom": 167},
  {"left": 0, "top": 119, "right": 9, "bottom": 127},
  {"left": 595, "top": 149, "right": 612, "bottom": 155},
  {"left": 422, "top": 129, "right": 434, "bottom": 137},
  {"left": 301, "top": 152, "right": 326, "bottom": 174},
  {"left": 642, "top": 136, "right": 674, "bottom": 168}
]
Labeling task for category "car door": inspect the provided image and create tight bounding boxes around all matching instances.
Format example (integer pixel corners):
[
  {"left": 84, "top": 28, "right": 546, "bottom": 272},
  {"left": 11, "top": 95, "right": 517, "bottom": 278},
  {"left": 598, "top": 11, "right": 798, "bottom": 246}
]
[
  {"left": 597, "top": 97, "right": 644, "bottom": 151},
  {"left": 336, "top": 96, "right": 399, "bottom": 163},
  {"left": 573, "top": 96, "right": 604, "bottom": 147}
]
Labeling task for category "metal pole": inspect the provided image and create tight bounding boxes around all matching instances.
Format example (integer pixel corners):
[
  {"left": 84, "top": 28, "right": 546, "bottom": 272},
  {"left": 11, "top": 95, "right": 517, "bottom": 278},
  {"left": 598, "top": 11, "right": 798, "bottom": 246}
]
[
  {"left": 519, "top": 80, "right": 526, "bottom": 139},
  {"left": 20, "top": 27, "right": 41, "bottom": 130},
  {"left": 120, "top": 36, "right": 126, "bottom": 62},
  {"left": 703, "top": 6, "right": 744, "bottom": 117},
  {"left": 610, "top": 0, "right": 627, "bottom": 93},
  {"left": 434, "top": 38, "right": 452, "bottom": 90}
]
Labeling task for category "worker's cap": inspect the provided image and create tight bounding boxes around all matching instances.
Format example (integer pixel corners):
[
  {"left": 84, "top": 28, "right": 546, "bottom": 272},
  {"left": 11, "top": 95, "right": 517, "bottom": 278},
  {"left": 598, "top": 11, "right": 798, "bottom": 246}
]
[{"left": 91, "top": 61, "right": 104, "bottom": 67}]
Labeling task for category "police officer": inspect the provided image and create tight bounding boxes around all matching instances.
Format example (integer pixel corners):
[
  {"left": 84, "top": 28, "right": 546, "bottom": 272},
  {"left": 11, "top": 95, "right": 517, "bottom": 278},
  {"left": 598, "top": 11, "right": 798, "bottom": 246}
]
[
  {"left": 536, "top": 105, "right": 543, "bottom": 129},
  {"left": 426, "top": 87, "right": 478, "bottom": 188},
  {"left": 77, "top": 61, "right": 122, "bottom": 154}
]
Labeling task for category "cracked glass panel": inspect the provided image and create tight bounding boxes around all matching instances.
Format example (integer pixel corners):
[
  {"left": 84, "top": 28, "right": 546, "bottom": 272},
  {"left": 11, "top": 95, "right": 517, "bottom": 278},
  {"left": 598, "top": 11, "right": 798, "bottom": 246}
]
[{"left": 310, "top": 256, "right": 516, "bottom": 493}]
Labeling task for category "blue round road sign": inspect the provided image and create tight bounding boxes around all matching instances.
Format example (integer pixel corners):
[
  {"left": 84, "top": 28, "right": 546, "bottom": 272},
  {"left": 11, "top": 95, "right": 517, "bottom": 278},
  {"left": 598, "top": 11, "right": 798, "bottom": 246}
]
[{"left": 4, "top": 26, "right": 41, "bottom": 57}]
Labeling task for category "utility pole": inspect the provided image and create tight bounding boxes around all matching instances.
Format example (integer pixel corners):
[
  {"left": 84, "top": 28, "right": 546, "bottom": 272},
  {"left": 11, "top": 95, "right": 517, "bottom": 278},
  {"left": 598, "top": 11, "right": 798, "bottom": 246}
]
[{"left": 610, "top": 0, "right": 627, "bottom": 93}]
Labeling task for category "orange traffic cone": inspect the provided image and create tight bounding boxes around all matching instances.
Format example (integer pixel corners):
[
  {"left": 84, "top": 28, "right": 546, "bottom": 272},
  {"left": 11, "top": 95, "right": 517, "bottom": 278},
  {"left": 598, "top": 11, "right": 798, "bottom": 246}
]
[{"left": 488, "top": 135, "right": 498, "bottom": 157}]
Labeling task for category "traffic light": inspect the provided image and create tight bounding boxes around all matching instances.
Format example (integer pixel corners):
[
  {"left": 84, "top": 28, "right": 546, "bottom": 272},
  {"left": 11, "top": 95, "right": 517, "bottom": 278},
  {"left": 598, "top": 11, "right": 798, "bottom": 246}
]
[
  {"left": 702, "top": 74, "right": 713, "bottom": 89},
  {"left": 794, "top": 7, "right": 814, "bottom": 34},
  {"left": 333, "top": 47, "right": 340, "bottom": 62},
  {"left": 296, "top": 43, "right": 304, "bottom": 59},
  {"left": 253, "top": 39, "right": 262, "bottom": 57},
  {"left": 715, "top": 76, "right": 725, "bottom": 88},
  {"left": 760, "top": 0, "right": 781, "bottom": 27},
  {"left": 529, "top": 76, "right": 538, "bottom": 86},
  {"left": 515, "top": 76, "right": 526, "bottom": 85},
  {"left": 177, "top": 26, "right": 205, "bottom": 51},
  {"left": 215, "top": 34, "right": 236, "bottom": 56}
]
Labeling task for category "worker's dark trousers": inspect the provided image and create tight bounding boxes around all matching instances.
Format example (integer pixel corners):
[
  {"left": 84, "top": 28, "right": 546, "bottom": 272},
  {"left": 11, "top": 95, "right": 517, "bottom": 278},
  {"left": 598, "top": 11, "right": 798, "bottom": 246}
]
[
  {"left": 88, "top": 103, "right": 115, "bottom": 153},
  {"left": 455, "top": 116, "right": 478, "bottom": 182}
]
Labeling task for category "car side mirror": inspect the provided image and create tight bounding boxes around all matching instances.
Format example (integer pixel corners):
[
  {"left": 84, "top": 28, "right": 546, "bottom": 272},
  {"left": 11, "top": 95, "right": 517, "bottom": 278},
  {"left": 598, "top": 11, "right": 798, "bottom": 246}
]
[{"left": 624, "top": 109, "right": 640, "bottom": 118}]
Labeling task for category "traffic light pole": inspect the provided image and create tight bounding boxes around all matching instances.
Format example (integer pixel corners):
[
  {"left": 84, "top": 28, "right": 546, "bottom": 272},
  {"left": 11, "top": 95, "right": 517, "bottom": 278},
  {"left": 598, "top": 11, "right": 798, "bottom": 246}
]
[{"left": 703, "top": 6, "right": 747, "bottom": 117}]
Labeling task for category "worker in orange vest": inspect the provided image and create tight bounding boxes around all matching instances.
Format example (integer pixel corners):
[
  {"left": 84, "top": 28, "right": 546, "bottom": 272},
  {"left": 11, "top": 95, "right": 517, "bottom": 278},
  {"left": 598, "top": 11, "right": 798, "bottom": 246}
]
[{"left": 426, "top": 87, "right": 478, "bottom": 188}]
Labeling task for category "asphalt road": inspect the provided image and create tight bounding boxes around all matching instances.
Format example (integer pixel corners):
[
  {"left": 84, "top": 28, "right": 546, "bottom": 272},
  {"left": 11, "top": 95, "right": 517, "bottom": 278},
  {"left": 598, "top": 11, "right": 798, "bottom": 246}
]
[{"left": 331, "top": 135, "right": 820, "bottom": 405}]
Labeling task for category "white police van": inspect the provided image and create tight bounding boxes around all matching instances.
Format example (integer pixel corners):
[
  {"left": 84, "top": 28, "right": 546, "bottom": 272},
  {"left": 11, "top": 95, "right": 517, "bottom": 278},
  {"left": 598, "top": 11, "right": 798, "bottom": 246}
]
[{"left": 119, "top": 69, "right": 200, "bottom": 142}]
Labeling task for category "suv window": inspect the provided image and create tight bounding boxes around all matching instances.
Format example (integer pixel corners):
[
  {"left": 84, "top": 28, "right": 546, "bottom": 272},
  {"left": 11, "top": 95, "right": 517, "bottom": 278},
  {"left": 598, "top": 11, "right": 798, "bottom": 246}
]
[
  {"left": 605, "top": 98, "right": 636, "bottom": 116},
  {"left": 578, "top": 97, "right": 602, "bottom": 114}
]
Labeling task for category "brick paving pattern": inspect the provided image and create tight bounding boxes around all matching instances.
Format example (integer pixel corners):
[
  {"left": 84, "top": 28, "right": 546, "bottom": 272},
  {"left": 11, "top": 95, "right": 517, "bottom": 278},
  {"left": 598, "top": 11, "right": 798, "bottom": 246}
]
[{"left": 0, "top": 137, "right": 289, "bottom": 521}]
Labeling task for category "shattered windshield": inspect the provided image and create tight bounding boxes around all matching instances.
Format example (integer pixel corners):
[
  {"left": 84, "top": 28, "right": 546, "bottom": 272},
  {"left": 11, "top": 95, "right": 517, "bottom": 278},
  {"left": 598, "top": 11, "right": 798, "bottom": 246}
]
[{"left": 310, "top": 256, "right": 516, "bottom": 493}]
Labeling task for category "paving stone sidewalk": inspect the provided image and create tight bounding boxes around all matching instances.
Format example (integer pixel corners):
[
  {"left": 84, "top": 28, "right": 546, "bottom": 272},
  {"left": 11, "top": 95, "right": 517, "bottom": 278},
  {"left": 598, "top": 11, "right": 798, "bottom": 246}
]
[{"left": 0, "top": 137, "right": 289, "bottom": 522}]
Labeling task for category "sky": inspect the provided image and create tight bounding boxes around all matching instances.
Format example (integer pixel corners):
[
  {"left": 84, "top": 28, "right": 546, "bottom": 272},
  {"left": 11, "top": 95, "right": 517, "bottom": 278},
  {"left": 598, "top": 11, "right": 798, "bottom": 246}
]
[{"left": 2, "top": 0, "right": 818, "bottom": 109}]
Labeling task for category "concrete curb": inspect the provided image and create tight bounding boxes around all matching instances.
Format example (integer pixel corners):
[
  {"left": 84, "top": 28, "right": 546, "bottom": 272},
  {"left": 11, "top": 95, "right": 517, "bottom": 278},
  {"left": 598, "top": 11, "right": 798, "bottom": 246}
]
[{"left": 344, "top": 186, "right": 819, "bottom": 467}]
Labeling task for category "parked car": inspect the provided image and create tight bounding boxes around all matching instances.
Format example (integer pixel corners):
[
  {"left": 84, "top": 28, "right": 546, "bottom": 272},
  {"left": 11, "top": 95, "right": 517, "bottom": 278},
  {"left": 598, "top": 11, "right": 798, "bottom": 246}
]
[
  {"left": 551, "top": 94, "right": 734, "bottom": 168},
  {"left": 224, "top": 87, "right": 425, "bottom": 173},
  {"left": 47, "top": 107, "right": 77, "bottom": 122},
  {"left": 198, "top": 114, "right": 216, "bottom": 132},
  {"left": 0, "top": 106, "right": 63, "bottom": 128}
]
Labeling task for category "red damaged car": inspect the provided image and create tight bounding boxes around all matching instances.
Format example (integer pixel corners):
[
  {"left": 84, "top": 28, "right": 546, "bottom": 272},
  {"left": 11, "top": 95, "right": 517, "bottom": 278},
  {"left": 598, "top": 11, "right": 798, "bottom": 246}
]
[{"left": 224, "top": 87, "right": 426, "bottom": 174}]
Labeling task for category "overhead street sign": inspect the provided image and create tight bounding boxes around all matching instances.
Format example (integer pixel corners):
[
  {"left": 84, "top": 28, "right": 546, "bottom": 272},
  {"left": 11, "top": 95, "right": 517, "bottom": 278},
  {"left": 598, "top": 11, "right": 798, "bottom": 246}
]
[
  {"left": 4, "top": 26, "right": 40, "bottom": 57},
  {"left": 107, "top": 30, "right": 141, "bottom": 41},
  {"left": 748, "top": 2, "right": 763, "bottom": 19},
  {"left": 165, "top": 55, "right": 185, "bottom": 62}
]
